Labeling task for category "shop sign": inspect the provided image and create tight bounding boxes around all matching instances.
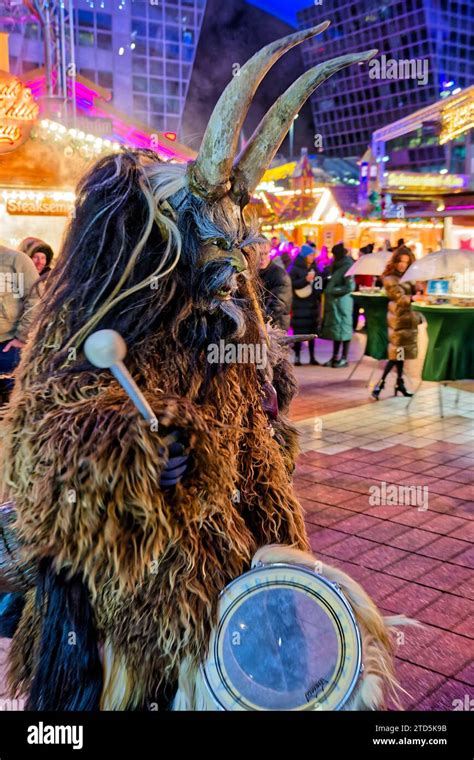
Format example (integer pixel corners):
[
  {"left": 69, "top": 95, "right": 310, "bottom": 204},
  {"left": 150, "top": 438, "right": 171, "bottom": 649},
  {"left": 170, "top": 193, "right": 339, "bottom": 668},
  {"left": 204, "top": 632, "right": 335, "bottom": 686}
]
[
  {"left": 0, "top": 71, "right": 39, "bottom": 153},
  {"left": 6, "top": 196, "right": 73, "bottom": 216}
]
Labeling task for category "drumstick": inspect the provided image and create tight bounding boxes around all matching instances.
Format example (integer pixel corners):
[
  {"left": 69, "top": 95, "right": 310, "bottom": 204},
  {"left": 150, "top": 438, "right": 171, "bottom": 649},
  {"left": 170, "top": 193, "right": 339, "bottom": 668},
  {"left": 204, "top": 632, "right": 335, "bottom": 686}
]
[
  {"left": 280, "top": 333, "right": 318, "bottom": 345},
  {"left": 83, "top": 329, "right": 156, "bottom": 423}
]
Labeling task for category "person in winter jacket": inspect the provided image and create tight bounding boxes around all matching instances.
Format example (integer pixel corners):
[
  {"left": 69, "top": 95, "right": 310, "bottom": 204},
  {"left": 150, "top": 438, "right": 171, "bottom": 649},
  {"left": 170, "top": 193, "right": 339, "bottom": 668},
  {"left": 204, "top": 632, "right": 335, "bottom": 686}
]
[
  {"left": 0, "top": 245, "right": 40, "bottom": 404},
  {"left": 289, "top": 245, "right": 321, "bottom": 365},
  {"left": 259, "top": 240, "right": 292, "bottom": 331},
  {"left": 321, "top": 243, "right": 354, "bottom": 367},
  {"left": 372, "top": 246, "right": 421, "bottom": 399}
]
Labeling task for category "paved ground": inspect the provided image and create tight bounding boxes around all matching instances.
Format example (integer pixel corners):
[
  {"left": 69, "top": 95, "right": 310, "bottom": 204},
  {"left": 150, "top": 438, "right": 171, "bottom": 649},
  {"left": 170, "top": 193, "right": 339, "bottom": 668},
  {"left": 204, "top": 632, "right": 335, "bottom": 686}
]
[
  {"left": 0, "top": 332, "right": 472, "bottom": 710},
  {"left": 291, "top": 337, "right": 473, "bottom": 711}
]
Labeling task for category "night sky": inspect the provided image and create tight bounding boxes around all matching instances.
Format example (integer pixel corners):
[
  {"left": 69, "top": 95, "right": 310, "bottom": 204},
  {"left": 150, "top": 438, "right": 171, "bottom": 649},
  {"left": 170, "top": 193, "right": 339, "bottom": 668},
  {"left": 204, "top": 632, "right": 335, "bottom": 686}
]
[{"left": 246, "top": 0, "right": 310, "bottom": 26}]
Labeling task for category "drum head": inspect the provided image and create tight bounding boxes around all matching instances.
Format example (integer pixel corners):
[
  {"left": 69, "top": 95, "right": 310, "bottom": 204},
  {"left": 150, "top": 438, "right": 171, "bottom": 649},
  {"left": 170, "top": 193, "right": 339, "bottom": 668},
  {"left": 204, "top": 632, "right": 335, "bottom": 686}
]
[{"left": 202, "top": 563, "right": 362, "bottom": 711}]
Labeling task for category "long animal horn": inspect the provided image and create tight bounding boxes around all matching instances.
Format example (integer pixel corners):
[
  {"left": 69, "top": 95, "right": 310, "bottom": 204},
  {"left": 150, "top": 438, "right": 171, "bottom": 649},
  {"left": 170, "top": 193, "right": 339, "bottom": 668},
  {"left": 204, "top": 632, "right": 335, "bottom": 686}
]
[
  {"left": 187, "top": 21, "right": 331, "bottom": 202},
  {"left": 231, "top": 50, "right": 378, "bottom": 203}
]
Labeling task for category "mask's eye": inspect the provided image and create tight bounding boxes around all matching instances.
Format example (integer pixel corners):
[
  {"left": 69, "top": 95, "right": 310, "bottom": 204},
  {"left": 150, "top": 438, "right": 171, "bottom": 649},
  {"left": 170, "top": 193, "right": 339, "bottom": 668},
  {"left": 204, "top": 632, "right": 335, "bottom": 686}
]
[{"left": 209, "top": 238, "right": 232, "bottom": 251}]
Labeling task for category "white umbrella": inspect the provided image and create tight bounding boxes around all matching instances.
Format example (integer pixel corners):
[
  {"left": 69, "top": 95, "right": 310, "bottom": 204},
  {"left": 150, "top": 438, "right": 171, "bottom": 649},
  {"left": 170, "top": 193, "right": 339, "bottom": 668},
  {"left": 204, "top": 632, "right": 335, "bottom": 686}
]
[
  {"left": 400, "top": 249, "right": 474, "bottom": 282},
  {"left": 345, "top": 250, "right": 391, "bottom": 277}
]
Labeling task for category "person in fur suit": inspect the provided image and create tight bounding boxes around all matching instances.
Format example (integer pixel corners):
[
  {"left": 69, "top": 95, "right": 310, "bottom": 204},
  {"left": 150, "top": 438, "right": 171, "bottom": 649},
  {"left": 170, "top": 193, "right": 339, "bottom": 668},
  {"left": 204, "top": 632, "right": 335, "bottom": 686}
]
[{"left": 0, "top": 26, "right": 405, "bottom": 711}]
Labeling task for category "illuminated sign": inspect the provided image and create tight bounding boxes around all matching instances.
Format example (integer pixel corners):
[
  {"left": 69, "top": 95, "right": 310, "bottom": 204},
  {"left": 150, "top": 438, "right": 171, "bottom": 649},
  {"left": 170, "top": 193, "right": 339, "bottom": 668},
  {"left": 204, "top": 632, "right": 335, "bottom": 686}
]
[
  {"left": 385, "top": 172, "right": 466, "bottom": 190},
  {"left": 0, "top": 70, "right": 39, "bottom": 153},
  {"left": 5, "top": 192, "right": 74, "bottom": 216},
  {"left": 440, "top": 92, "right": 474, "bottom": 145}
]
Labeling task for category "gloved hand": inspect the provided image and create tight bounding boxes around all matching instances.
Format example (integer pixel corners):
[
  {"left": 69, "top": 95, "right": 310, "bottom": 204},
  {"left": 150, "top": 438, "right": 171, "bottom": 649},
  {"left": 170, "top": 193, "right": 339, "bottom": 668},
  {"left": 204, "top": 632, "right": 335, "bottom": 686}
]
[{"left": 159, "top": 430, "right": 190, "bottom": 488}]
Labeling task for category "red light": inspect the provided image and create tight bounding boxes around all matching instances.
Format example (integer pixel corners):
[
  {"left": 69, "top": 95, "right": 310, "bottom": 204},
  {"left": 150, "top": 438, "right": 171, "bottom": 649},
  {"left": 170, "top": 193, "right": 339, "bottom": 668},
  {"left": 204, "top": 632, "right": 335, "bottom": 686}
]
[{"left": 164, "top": 131, "right": 177, "bottom": 141}]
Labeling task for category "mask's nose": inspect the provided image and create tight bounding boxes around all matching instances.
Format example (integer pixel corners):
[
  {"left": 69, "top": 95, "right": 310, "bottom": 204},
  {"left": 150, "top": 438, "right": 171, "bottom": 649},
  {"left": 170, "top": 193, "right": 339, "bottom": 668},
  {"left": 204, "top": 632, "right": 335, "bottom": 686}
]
[{"left": 229, "top": 247, "right": 247, "bottom": 273}]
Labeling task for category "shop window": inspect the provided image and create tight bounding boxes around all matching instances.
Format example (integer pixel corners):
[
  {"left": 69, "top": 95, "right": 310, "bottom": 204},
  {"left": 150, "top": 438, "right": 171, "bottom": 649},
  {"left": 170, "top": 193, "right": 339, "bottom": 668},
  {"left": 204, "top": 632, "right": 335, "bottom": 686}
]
[
  {"left": 182, "top": 45, "right": 194, "bottom": 62},
  {"left": 133, "top": 95, "right": 148, "bottom": 110},
  {"left": 165, "top": 62, "right": 179, "bottom": 77},
  {"left": 77, "top": 10, "right": 94, "bottom": 28},
  {"left": 150, "top": 60, "right": 163, "bottom": 76},
  {"left": 78, "top": 30, "right": 95, "bottom": 47},
  {"left": 149, "top": 23, "right": 163, "bottom": 40},
  {"left": 166, "top": 80, "right": 179, "bottom": 96},
  {"left": 165, "top": 26, "right": 179, "bottom": 42},
  {"left": 149, "top": 79, "right": 164, "bottom": 95},
  {"left": 131, "top": 2, "right": 147, "bottom": 17},
  {"left": 133, "top": 40, "right": 147, "bottom": 55},
  {"left": 132, "top": 76, "right": 147, "bottom": 93},
  {"left": 166, "top": 43, "right": 180, "bottom": 59},
  {"left": 132, "top": 57, "right": 147, "bottom": 74},
  {"left": 149, "top": 41, "right": 163, "bottom": 57},
  {"left": 182, "top": 29, "right": 193, "bottom": 45},
  {"left": 98, "top": 71, "right": 113, "bottom": 89},
  {"left": 150, "top": 96, "right": 164, "bottom": 112},
  {"left": 96, "top": 13, "right": 112, "bottom": 30},
  {"left": 166, "top": 98, "right": 180, "bottom": 114},
  {"left": 132, "top": 20, "right": 147, "bottom": 37},
  {"left": 97, "top": 33, "right": 112, "bottom": 50}
]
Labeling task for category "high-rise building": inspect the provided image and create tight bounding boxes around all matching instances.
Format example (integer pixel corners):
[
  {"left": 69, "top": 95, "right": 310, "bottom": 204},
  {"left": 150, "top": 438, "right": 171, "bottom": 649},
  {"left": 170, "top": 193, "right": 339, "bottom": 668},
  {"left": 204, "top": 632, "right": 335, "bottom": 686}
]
[
  {"left": 0, "top": 0, "right": 207, "bottom": 137},
  {"left": 297, "top": 0, "right": 474, "bottom": 159}
]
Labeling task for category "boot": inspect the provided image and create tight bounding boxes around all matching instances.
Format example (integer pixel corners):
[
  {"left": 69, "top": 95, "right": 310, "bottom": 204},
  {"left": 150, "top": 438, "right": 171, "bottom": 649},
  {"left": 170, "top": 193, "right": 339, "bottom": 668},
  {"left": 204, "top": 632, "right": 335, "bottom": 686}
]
[
  {"left": 371, "top": 379, "right": 385, "bottom": 400},
  {"left": 394, "top": 378, "right": 413, "bottom": 397}
]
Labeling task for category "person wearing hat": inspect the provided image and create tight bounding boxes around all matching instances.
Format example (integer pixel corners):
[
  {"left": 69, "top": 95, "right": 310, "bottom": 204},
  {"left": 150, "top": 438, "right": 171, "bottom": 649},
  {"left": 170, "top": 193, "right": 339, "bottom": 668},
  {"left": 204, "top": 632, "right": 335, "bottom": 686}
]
[{"left": 320, "top": 243, "right": 355, "bottom": 367}]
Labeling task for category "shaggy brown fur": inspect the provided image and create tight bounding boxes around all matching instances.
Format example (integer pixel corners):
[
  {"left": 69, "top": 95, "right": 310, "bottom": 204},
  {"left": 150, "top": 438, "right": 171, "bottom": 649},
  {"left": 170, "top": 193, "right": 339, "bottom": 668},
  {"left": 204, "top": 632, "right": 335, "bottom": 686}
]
[{"left": 2, "top": 296, "right": 308, "bottom": 706}]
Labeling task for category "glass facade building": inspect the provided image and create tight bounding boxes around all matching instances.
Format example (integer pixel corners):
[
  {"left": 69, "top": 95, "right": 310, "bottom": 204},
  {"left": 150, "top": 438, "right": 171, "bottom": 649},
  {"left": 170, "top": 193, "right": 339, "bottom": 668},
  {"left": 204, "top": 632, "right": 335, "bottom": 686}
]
[
  {"left": 1, "top": 0, "right": 207, "bottom": 137},
  {"left": 297, "top": 0, "right": 474, "bottom": 158}
]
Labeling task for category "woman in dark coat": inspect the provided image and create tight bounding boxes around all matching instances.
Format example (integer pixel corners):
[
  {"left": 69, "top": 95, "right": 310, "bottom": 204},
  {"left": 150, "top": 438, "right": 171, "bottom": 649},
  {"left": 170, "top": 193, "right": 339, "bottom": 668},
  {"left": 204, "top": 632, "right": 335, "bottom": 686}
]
[
  {"left": 372, "top": 246, "right": 421, "bottom": 399},
  {"left": 289, "top": 244, "right": 321, "bottom": 365},
  {"left": 320, "top": 243, "right": 355, "bottom": 367}
]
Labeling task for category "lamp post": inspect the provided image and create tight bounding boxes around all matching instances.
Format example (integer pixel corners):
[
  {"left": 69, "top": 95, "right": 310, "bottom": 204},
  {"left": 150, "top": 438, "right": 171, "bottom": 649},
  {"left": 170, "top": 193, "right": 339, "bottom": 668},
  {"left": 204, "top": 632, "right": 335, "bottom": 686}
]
[{"left": 289, "top": 113, "right": 298, "bottom": 158}]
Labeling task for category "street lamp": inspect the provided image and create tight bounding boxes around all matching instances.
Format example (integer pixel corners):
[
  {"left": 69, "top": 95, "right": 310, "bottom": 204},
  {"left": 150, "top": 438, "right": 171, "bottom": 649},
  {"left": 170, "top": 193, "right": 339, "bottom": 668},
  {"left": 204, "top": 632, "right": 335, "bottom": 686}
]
[{"left": 289, "top": 113, "right": 299, "bottom": 158}]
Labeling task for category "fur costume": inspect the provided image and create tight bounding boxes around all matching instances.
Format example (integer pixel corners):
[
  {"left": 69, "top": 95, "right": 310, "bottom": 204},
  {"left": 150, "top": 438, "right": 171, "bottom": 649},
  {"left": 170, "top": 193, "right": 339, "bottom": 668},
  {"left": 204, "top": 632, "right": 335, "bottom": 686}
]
[{"left": 0, "top": 26, "right": 398, "bottom": 710}]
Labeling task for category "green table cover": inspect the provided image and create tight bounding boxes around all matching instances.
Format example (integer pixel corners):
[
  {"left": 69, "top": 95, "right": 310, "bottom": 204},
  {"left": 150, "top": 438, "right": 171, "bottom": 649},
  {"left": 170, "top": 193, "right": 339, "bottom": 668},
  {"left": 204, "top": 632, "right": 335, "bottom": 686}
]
[
  {"left": 351, "top": 293, "right": 388, "bottom": 360},
  {"left": 412, "top": 303, "right": 474, "bottom": 381}
]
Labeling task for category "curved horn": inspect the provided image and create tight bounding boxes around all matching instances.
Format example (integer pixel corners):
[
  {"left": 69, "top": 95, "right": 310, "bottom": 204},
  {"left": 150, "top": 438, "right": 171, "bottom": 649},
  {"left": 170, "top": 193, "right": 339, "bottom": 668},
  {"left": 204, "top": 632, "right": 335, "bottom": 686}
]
[
  {"left": 187, "top": 21, "right": 331, "bottom": 201},
  {"left": 232, "top": 50, "right": 378, "bottom": 203}
]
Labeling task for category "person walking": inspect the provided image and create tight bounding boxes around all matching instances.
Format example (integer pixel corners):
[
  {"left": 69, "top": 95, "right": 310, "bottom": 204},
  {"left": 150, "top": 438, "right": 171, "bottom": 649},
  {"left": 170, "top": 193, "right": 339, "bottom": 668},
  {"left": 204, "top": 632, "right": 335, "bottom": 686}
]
[
  {"left": 0, "top": 245, "right": 40, "bottom": 404},
  {"left": 371, "top": 246, "right": 421, "bottom": 399},
  {"left": 321, "top": 243, "right": 354, "bottom": 367},
  {"left": 258, "top": 238, "right": 292, "bottom": 331},
  {"left": 289, "top": 244, "right": 321, "bottom": 365}
]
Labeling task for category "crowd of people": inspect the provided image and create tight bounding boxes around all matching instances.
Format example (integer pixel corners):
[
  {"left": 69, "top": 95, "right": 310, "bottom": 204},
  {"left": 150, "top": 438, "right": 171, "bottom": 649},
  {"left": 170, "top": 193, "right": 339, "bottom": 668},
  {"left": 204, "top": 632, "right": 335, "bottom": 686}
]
[
  {"left": 0, "top": 237, "right": 52, "bottom": 405},
  {"left": 259, "top": 235, "right": 422, "bottom": 397},
  {"left": 0, "top": 230, "right": 422, "bottom": 406}
]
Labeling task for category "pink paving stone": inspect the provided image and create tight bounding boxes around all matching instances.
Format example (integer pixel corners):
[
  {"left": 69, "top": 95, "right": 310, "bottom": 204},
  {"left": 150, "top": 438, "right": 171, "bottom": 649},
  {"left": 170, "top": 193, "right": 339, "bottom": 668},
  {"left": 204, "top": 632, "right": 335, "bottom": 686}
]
[
  {"left": 383, "top": 584, "right": 443, "bottom": 616},
  {"left": 416, "top": 593, "right": 474, "bottom": 629},
  {"left": 366, "top": 504, "right": 409, "bottom": 519},
  {"left": 428, "top": 478, "right": 466, "bottom": 495},
  {"left": 357, "top": 573, "right": 408, "bottom": 606},
  {"left": 450, "top": 521, "right": 474, "bottom": 542},
  {"left": 417, "top": 536, "right": 470, "bottom": 562},
  {"left": 360, "top": 520, "right": 409, "bottom": 543},
  {"left": 422, "top": 452, "right": 461, "bottom": 465},
  {"left": 297, "top": 483, "right": 356, "bottom": 506},
  {"left": 453, "top": 616, "right": 474, "bottom": 636},
  {"left": 394, "top": 660, "right": 448, "bottom": 710},
  {"left": 424, "top": 564, "right": 473, "bottom": 594},
  {"left": 425, "top": 465, "right": 462, "bottom": 479},
  {"left": 394, "top": 623, "right": 439, "bottom": 660},
  {"left": 443, "top": 545, "right": 474, "bottom": 568},
  {"left": 294, "top": 466, "right": 336, "bottom": 483},
  {"left": 450, "top": 484, "right": 474, "bottom": 500},
  {"left": 390, "top": 528, "right": 435, "bottom": 552},
  {"left": 358, "top": 544, "right": 409, "bottom": 571},
  {"left": 397, "top": 460, "right": 443, "bottom": 474},
  {"left": 322, "top": 535, "right": 376, "bottom": 561},
  {"left": 447, "top": 457, "right": 474, "bottom": 469},
  {"left": 408, "top": 631, "right": 472, "bottom": 677},
  {"left": 327, "top": 513, "right": 381, "bottom": 534},
  {"left": 391, "top": 508, "right": 440, "bottom": 528},
  {"left": 384, "top": 553, "right": 443, "bottom": 582},
  {"left": 446, "top": 470, "right": 474, "bottom": 485},
  {"left": 308, "top": 527, "right": 347, "bottom": 551},
  {"left": 305, "top": 506, "right": 353, "bottom": 527},
  {"left": 454, "top": 662, "right": 474, "bottom": 686},
  {"left": 420, "top": 514, "right": 468, "bottom": 535},
  {"left": 416, "top": 679, "right": 474, "bottom": 710},
  {"left": 331, "top": 478, "right": 377, "bottom": 495}
]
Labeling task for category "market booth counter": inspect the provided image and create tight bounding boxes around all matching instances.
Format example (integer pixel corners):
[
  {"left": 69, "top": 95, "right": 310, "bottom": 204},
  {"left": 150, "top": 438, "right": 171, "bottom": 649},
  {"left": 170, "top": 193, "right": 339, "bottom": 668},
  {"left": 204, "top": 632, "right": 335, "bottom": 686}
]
[{"left": 411, "top": 302, "right": 474, "bottom": 382}]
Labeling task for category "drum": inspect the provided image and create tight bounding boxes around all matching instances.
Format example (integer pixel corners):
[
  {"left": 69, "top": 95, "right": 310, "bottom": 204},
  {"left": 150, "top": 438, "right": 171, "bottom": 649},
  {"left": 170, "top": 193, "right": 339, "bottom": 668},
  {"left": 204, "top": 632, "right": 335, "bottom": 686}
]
[{"left": 200, "top": 562, "right": 363, "bottom": 711}]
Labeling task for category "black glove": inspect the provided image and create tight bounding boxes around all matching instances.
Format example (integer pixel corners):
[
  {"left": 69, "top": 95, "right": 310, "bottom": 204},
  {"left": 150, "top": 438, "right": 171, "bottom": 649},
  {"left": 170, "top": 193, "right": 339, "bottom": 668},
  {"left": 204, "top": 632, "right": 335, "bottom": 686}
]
[{"left": 159, "top": 431, "right": 190, "bottom": 488}]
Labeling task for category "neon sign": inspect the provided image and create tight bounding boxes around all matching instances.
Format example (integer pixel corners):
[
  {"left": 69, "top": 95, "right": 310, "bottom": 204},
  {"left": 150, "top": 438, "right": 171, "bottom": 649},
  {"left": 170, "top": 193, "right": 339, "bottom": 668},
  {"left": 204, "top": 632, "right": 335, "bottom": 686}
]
[{"left": 0, "top": 71, "right": 39, "bottom": 153}]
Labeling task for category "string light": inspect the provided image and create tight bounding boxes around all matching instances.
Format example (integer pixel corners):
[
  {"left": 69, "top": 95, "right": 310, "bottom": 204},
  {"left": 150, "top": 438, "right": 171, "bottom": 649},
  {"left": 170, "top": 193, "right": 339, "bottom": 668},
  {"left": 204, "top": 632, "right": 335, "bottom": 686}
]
[{"left": 35, "top": 119, "right": 131, "bottom": 157}]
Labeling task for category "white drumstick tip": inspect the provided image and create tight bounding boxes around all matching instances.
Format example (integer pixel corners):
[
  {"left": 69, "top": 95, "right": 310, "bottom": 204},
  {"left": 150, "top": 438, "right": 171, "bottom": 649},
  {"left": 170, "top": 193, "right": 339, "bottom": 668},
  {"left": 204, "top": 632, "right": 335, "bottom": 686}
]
[{"left": 84, "top": 329, "right": 127, "bottom": 369}]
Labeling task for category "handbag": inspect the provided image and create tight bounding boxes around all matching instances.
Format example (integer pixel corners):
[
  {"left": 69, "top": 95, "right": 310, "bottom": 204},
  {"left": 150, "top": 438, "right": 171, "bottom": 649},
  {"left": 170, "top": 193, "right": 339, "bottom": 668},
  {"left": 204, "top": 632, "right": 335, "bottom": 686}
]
[{"left": 294, "top": 283, "right": 313, "bottom": 298}]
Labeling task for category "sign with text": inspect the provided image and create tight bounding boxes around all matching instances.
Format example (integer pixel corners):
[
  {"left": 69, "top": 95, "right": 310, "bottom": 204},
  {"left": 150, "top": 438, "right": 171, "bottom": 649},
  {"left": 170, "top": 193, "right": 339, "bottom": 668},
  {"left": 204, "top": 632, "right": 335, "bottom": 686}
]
[{"left": 0, "top": 70, "right": 39, "bottom": 154}]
